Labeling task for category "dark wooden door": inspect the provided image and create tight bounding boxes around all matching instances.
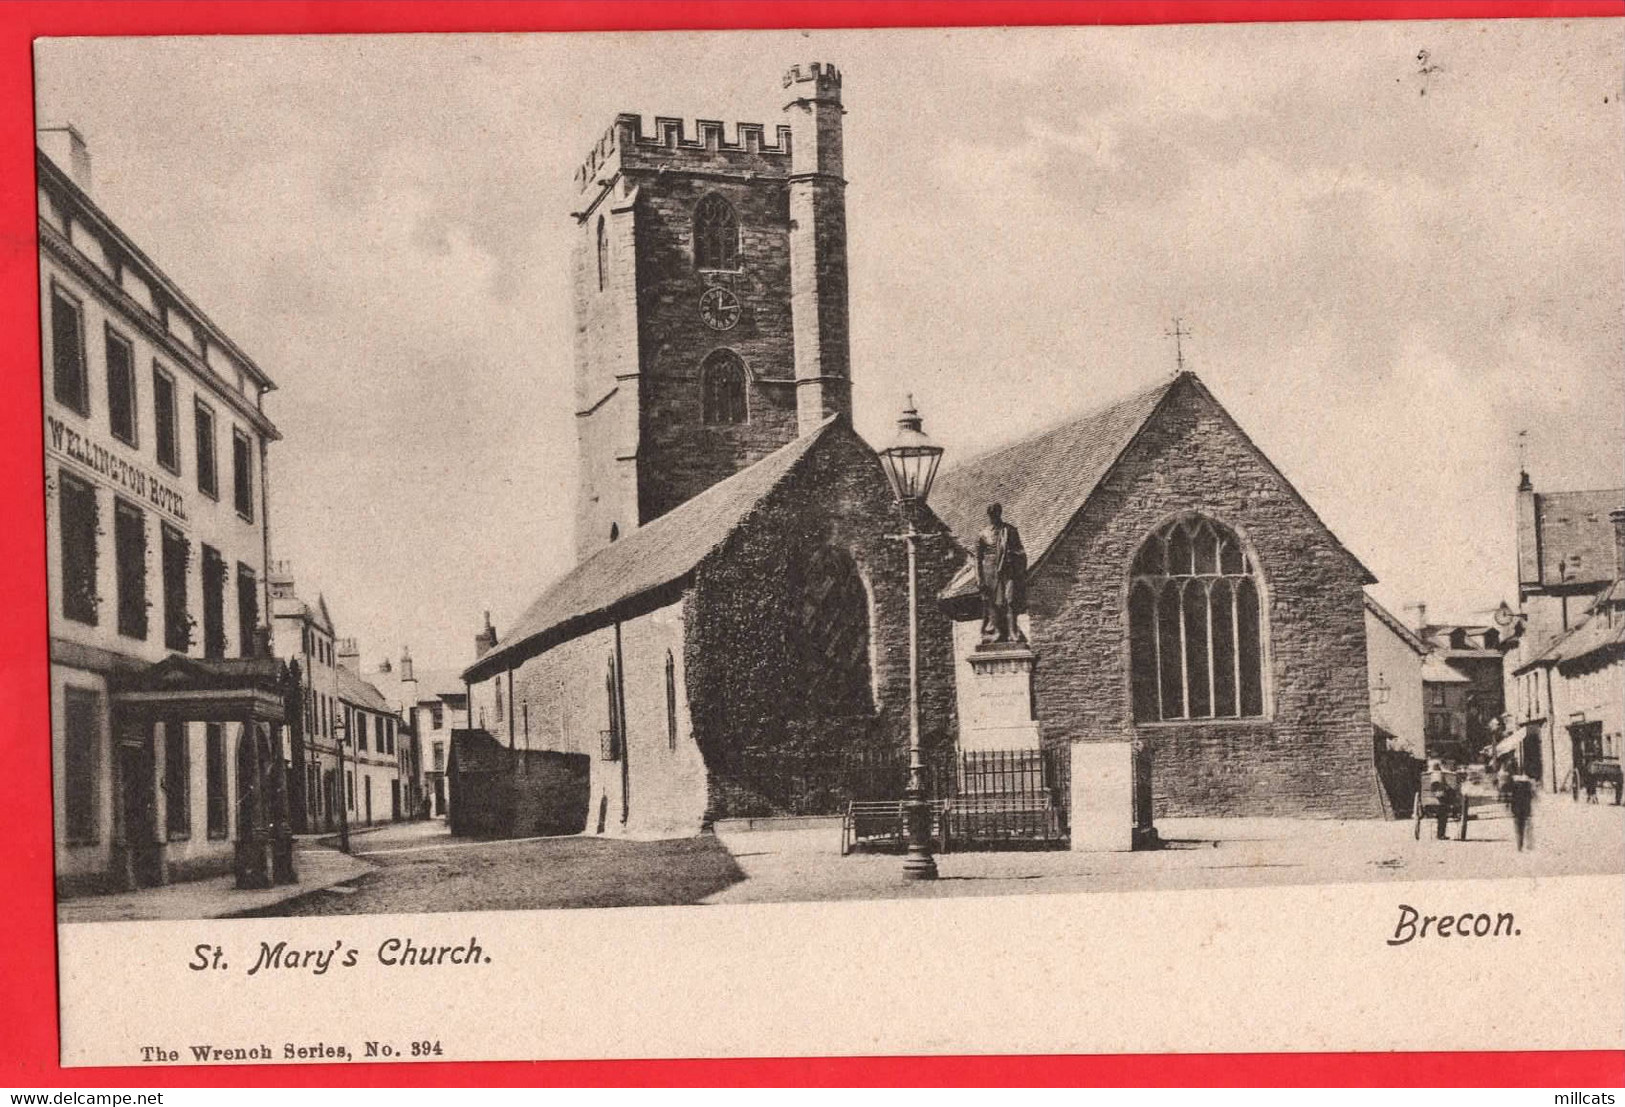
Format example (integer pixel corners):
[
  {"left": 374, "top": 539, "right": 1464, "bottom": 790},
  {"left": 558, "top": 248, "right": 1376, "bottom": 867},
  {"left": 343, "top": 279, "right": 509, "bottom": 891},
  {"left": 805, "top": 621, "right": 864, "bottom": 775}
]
[{"left": 117, "top": 733, "right": 160, "bottom": 887}]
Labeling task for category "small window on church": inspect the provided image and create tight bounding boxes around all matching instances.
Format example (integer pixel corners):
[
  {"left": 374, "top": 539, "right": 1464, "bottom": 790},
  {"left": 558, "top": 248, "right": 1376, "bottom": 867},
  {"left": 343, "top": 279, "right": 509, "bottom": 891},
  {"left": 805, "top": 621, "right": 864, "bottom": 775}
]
[
  {"left": 609, "top": 523, "right": 619, "bottom": 542},
  {"left": 1129, "top": 514, "right": 1265, "bottom": 722},
  {"left": 596, "top": 215, "right": 608, "bottom": 291},
  {"left": 693, "top": 195, "right": 739, "bottom": 271},
  {"left": 701, "top": 350, "right": 747, "bottom": 425}
]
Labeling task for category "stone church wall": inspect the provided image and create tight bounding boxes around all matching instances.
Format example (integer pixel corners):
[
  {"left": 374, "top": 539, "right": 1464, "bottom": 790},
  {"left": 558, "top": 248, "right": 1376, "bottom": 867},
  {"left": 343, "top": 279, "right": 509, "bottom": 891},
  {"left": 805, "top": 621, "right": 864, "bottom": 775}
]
[
  {"left": 486, "top": 597, "right": 709, "bottom": 839},
  {"left": 686, "top": 429, "right": 961, "bottom": 819},
  {"left": 1025, "top": 383, "right": 1382, "bottom": 818}
]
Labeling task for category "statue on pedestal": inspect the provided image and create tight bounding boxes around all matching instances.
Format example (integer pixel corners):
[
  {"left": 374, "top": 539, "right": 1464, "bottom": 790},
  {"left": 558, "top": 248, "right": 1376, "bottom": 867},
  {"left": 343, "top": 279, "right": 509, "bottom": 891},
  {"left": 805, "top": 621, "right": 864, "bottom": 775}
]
[{"left": 976, "top": 502, "right": 1027, "bottom": 645}]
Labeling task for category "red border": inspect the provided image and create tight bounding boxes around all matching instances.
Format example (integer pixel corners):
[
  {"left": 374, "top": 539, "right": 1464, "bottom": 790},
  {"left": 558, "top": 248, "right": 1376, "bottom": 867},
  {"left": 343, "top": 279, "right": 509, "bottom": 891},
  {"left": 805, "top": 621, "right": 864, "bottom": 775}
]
[{"left": 2, "top": 1, "right": 1622, "bottom": 1088}]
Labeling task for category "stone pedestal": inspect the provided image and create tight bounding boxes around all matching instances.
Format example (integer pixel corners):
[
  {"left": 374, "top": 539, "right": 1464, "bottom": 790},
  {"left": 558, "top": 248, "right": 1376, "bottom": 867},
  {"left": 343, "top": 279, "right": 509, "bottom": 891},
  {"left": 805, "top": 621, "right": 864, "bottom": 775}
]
[
  {"left": 961, "top": 644, "right": 1041, "bottom": 752},
  {"left": 1069, "top": 740, "right": 1136, "bottom": 852}
]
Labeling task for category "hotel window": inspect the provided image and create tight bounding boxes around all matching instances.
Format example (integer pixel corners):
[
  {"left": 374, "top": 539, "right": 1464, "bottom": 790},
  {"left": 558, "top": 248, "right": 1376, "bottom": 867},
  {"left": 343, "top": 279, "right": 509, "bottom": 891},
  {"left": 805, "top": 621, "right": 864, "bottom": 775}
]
[
  {"left": 59, "top": 470, "right": 99, "bottom": 626},
  {"left": 105, "top": 328, "right": 137, "bottom": 446},
  {"left": 164, "top": 722, "right": 189, "bottom": 839},
  {"left": 51, "top": 284, "right": 88, "bottom": 415},
  {"left": 194, "top": 400, "right": 218, "bottom": 499},
  {"left": 347, "top": 770, "right": 354, "bottom": 811},
  {"left": 1129, "top": 514, "right": 1265, "bottom": 722},
  {"left": 152, "top": 365, "right": 179, "bottom": 474},
  {"left": 232, "top": 428, "right": 254, "bottom": 521},
  {"left": 113, "top": 498, "right": 148, "bottom": 640},
  {"left": 236, "top": 563, "right": 258, "bottom": 657},
  {"left": 62, "top": 686, "right": 101, "bottom": 843},
  {"left": 433, "top": 742, "right": 445, "bottom": 772},
  {"left": 200, "top": 544, "right": 226, "bottom": 659},
  {"left": 161, "top": 523, "right": 190, "bottom": 652},
  {"left": 358, "top": 712, "right": 369, "bottom": 752},
  {"left": 430, "top": 703, "right": 443, "bottom": 730}
]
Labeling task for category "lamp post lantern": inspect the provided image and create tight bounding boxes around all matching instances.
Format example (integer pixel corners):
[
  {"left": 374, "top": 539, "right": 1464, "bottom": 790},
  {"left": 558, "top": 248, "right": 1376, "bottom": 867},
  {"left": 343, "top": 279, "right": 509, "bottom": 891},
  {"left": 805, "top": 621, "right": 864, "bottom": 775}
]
[
  {"left": 334, "top": 716, "right": 351, "bottom": 854},
  {"left": 879, "top": 395, "right": 945, "bottom": 882}
]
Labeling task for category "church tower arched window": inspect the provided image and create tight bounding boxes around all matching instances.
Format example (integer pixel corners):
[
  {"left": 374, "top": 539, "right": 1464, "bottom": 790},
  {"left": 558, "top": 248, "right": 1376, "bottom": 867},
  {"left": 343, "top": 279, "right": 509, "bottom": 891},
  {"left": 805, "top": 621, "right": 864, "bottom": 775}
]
[
  {"left": 596, "top": 215, "right": 608, "bottom": 291},
  {"left": 700, "top": 350, "right": 748, "bottom": 425},
  {"left": 693, "top": 194, "right": 740, "bottom": 271},
  {"left": 788, "top": 544, "right": 873, "bottom": 715},
  {"left": 1128, "top": 514, "right": 1265, "bottom": 722}
]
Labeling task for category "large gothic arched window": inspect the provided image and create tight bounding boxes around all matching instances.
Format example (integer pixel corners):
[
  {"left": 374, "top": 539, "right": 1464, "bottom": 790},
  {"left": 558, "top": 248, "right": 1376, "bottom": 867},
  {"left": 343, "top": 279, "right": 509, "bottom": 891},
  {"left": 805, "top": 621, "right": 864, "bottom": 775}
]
[
  {"left": 693, "top": 194, "right": 740, "bottom": 271},
  {"left": 1128, "top": 514, "right": 1265, "bottom": 722},
  {"left": 788, "top": 544, "right": 873, "bottom": 715},
  {"left": 700, "top": 349, "right": 748, "bottom": 425}
]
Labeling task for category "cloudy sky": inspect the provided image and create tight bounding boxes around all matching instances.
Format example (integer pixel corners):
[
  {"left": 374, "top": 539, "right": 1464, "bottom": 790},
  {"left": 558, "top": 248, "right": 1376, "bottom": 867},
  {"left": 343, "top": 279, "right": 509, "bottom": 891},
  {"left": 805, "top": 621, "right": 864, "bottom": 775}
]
[{"left": 36, "top": 20, "right": 1623, "bottom": 672}]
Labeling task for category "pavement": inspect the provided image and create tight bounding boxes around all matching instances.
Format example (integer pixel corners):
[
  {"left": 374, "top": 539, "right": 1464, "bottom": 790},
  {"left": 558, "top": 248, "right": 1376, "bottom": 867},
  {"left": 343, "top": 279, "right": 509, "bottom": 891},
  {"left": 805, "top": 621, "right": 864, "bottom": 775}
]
[
  {"left": 57, "top": 841, "right": 377, "bottom": 924},
  {"left": 53, "top": 800, "right": 1625, "bottom": 919},
  {"left": 703, "top": 793, "right": 1625, "bottom": 905}
]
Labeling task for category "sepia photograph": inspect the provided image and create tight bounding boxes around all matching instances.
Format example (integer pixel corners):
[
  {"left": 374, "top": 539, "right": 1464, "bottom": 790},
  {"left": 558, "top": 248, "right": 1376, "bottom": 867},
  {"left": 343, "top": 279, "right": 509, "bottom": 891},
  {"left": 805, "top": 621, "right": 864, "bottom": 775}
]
[{"left": 29, "top": 16, "right": 1625, "bottom": 1068}]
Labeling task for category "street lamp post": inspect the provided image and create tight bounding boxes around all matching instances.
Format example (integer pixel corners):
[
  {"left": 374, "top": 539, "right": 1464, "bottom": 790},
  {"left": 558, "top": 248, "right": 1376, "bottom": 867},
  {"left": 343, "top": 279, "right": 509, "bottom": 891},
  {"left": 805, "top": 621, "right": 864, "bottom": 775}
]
[
  {"left": 879, "top": 396, "right": 945, "bottom": 882},
  {"left": 334, "top": 716, "right": 351, "bottom": 854}
]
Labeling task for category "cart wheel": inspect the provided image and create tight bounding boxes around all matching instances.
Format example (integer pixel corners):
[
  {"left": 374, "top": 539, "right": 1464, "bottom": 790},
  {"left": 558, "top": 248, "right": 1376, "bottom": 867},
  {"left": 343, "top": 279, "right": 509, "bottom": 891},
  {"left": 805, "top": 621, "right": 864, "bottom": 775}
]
[
  {"left": 1413, "top": 793, "right": 1423, "bottom": 840},
  {"left": 1457, "top": 800, "right": 1469, "bottom": 840}
]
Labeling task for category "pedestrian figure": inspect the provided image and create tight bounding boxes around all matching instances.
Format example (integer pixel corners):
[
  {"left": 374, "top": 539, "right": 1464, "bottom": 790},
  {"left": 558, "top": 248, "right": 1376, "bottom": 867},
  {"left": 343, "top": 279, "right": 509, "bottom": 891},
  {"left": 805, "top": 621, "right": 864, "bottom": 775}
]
[{"left": 1510, "top": 774, "right": 1534, "bottom": 851}]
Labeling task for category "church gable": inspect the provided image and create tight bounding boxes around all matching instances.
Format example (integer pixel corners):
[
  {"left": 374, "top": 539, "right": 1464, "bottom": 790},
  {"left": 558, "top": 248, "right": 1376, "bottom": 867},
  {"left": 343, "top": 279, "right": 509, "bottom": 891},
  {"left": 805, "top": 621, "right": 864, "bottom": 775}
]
[{"left": 990, "top": 373, "right": 1380, "bottom": 818}]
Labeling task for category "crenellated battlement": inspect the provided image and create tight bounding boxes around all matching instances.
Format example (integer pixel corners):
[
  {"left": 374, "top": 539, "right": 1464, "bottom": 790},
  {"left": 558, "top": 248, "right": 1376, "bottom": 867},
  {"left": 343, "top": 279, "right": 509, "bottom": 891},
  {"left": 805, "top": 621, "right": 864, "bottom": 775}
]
[
  {"left": 783, "top": 62, "right": 842, "bottom": 93},
  {"left": 575, "top": 113, "right": 793, "bottom": 192}
]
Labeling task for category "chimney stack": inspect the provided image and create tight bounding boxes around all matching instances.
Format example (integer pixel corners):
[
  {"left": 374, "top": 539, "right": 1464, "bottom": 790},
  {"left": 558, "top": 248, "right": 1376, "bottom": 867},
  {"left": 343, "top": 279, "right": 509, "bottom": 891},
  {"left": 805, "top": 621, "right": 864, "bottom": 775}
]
[
  {"left": 400, "top": 646, "right": 415, "bottom": 683},
  {"left": 37, "top": 124, "right": 92, "bottom": 193},
  {"left": 474, "top": 611, "right": 498, "bottom": 659},
  {"left": 336, "top": 636, "right": 360, "bottom": 672}
]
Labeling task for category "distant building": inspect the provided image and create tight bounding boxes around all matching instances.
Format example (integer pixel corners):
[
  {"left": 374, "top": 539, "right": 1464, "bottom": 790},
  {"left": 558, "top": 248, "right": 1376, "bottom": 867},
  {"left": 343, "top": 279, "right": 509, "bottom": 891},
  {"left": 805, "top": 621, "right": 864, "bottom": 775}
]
[
  {"left": 40, "top": 130, "right": 289, "bottom": 893},
  {"left": 268, "top": 563, "right": 342, "bottom": 833},
  {"left": 401, "top": 667, "right": 469, "bottom": 817},
  {"left": 1364, "top": 594, "right": 1427, "bottom": 759},
  {"left": 1515, "top": 474, "right": 1623, "bottom": 649},
  {"left": 1414, "top": 621, "right": 1508, "bottom": 766},
  {"left": 334, "top": 642, "right": 403, "bottom": 825},
  {"left": 1506, "top": 486, "right": 1625, "bottom": 794}
]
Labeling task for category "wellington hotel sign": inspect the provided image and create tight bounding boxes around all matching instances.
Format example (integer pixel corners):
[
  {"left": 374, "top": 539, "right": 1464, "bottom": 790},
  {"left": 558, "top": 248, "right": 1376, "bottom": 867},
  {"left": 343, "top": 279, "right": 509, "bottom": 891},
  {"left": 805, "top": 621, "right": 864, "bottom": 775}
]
[{"left": 46, "top": 415, "right": 188, "bottom": 523}]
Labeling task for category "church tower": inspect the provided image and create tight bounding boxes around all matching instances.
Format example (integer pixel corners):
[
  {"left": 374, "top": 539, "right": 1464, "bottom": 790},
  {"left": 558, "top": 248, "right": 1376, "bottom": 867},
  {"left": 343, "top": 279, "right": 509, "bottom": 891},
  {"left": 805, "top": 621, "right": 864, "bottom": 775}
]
[{"left": 570, "top": 63, "right": 852, "bottom": 561}]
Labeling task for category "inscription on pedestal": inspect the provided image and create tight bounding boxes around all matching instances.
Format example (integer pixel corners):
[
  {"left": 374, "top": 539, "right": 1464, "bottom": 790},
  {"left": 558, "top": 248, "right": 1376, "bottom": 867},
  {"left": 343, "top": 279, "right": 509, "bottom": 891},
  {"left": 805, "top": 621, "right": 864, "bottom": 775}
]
[{"left": 962, "top": 644, "right": 1041, "bottom": 752}]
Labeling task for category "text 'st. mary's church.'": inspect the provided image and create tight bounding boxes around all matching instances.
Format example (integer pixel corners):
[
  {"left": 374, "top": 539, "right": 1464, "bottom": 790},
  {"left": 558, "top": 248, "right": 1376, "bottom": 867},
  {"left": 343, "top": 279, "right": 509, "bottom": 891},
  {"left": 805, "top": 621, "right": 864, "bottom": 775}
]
[{"left": 573, "top": 62, "right": 852, "bottom": 560}]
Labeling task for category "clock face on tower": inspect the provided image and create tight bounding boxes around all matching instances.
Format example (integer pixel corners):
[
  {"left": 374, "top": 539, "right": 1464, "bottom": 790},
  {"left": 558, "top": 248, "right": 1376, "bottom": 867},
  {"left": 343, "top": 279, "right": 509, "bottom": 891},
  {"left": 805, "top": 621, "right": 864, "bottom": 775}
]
[{"left": 698, "top": 286, "right": 742, "bottom": 331}]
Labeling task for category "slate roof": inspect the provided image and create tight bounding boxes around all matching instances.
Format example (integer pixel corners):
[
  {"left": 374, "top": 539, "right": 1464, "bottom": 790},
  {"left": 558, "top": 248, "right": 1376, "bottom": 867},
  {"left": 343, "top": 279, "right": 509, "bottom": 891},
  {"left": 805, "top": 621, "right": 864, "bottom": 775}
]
[
  {"left": 931, "top": 371, "right": 1375, "bottom": 600},
  {"left": 270, "top": 591, "right": 334, "bottom": 635},
  {"left": 1516, "top": 580, "right": 1625, "bottom": 672},
  {"left": 1364, "top": 594, "right": 1428, "bottom": 656},
  {"left": 463, "top": 415, "right": 845, "bottom": 684},
  {"left": 336, "top": 665, "right": 392, "bottom": 713},
  {"left": 1529, "top": 488, "right": 1623, "bottom": 587},
  {"left": 409, "top": 668, "right": 470, "bottom": 701},
  {"left": 1421, "top": 655, "right": 1473, "bottom": 684}
]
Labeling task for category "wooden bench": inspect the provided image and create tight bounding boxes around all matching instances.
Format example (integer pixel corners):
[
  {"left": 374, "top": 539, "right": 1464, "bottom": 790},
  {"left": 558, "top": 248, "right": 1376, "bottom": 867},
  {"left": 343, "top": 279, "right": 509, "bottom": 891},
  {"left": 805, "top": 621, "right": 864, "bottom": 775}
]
[
  {"left": 946, "top": 793, "right": 1064, "bottom": 844},
  {"left": 840, "top": 799, "right": 948, "bottom": 856}
]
